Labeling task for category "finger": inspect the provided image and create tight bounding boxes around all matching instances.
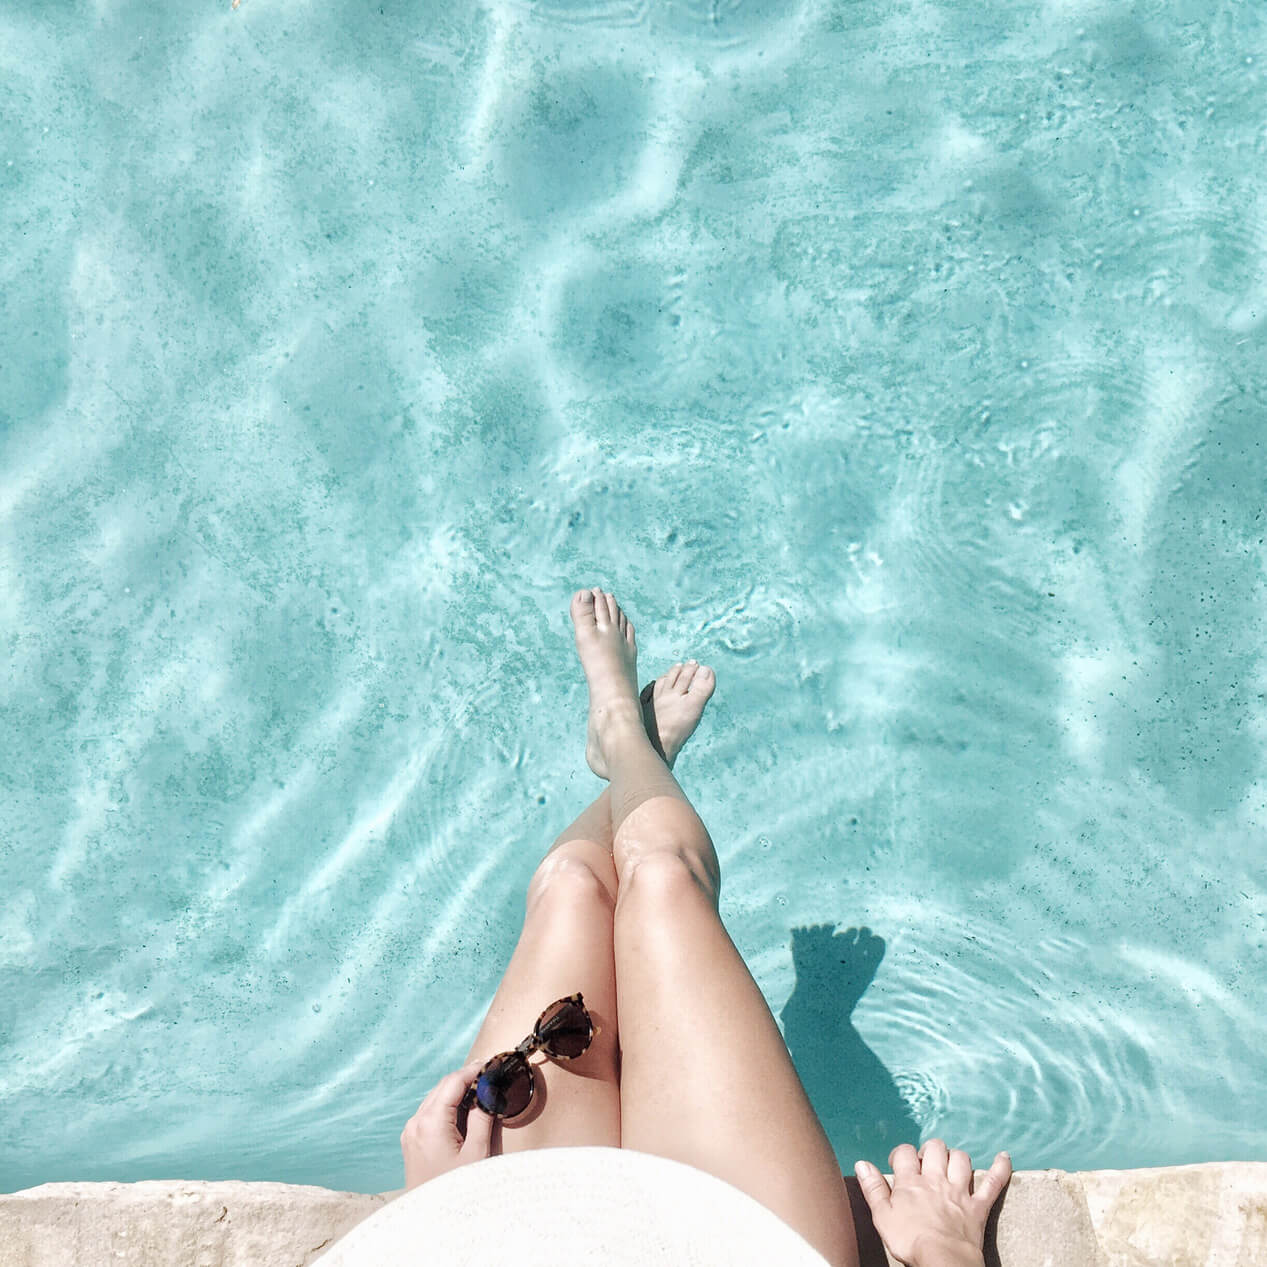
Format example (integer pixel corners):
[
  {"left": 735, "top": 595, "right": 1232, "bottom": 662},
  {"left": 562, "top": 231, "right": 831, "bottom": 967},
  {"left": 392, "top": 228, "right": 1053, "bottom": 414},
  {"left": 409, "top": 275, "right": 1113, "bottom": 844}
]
[
  {"left": 919, "top": 1138, "right": 949, "bottom": 1177},
  {"left": 417, "top": 1076, "right": 451, "bottom": 1114},
  {"left": 973, "top": 1151, "right": 1013, "bottom": 1209},
  {"left": 853, "top": 1161, "right": 892, "bottom": 1215},
  {"left": 889, "top": 1143, "right": 920, "bottom": 1179},
  {"left": 455, "top": 1057, "right": 486, "bottom": 1084},
  {"left": 461, "top": 1098, "right": 495, "bottom": 1157},
  {"left": 948, "top": 1149, "right": 972, "bottom": 1187},
  {"left": 436, "top": 1066, "right": 487, "bottom": 1144},
  {"left": 411, "top": 1086, "right": 442, "bottom": 1124},
  {"left": 425, "top": 1061, "right": 486, "bottom": 1115}
]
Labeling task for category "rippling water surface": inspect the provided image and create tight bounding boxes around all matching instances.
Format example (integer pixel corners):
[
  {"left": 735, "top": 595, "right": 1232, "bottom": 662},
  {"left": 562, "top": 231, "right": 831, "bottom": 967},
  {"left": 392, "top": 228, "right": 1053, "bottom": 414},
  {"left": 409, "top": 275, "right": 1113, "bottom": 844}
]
[{"left": 3, "top": 0, "right": 1265, "bottom": 1194}]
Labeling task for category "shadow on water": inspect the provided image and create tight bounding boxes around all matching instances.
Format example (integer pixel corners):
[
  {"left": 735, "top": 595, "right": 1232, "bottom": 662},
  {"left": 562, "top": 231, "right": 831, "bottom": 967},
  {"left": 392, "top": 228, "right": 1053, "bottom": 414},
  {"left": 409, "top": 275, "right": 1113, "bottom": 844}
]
[
  {"left": 781, "top": 934, "right": 1010, "bottom": 1267},
  {"left": 779, "top": 924, "right": 921, "bottom": 1173}
]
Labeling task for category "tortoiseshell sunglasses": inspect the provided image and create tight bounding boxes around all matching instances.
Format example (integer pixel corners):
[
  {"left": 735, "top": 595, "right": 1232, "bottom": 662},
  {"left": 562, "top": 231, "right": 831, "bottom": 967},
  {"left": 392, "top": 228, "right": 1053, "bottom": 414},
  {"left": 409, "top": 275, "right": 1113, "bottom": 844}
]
[{"left": 459, "top": 993, "right": 598, "bottom": 1121}]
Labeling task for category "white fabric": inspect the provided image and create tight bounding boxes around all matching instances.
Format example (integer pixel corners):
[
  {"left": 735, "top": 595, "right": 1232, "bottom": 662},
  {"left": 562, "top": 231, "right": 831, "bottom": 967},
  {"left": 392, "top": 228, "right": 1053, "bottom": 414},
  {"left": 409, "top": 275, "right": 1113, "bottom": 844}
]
[{"left": 319, "top": 1145, "right": 832, "bottom": 1266}]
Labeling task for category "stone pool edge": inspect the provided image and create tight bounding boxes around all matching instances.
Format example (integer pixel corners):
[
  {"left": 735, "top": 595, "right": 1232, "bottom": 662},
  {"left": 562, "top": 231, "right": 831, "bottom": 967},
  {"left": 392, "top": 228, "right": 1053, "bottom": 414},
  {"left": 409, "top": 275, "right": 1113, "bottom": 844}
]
[{"left": 1, "top": 1161, "right": 1263, "bottom": 1266}]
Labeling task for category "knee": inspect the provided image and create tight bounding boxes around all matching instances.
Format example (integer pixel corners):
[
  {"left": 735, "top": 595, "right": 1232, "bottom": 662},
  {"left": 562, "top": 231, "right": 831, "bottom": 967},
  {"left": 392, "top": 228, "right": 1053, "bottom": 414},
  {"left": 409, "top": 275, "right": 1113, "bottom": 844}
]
[
  {"left": 527, "top": 845, "right": 617, "bottom": 911},
  {"left": 615, "top": 849, "right": 718, "bottom": 912}
]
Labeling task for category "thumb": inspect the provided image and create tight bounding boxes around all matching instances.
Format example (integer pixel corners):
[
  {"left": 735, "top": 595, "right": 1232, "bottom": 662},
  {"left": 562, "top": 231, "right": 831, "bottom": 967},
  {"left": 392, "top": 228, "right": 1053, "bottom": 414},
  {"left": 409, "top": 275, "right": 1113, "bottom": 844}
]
[
  {"left": 461, "top": 1100, "right": 495, "bottom": 1158},
  {"left": 973, "top": 1150, "right": 1013, "bottom": 1210},
  {"left": 853, "top": 1160, "right": 892, "bottom": 1215}
]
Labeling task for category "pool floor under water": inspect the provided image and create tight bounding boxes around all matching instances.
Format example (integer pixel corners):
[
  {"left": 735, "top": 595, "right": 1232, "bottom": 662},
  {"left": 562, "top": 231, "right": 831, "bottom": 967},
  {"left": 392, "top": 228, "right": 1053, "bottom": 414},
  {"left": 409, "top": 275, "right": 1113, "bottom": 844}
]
[{"left": 1, "top": 0, "right": 1265, "bottom": 1195}]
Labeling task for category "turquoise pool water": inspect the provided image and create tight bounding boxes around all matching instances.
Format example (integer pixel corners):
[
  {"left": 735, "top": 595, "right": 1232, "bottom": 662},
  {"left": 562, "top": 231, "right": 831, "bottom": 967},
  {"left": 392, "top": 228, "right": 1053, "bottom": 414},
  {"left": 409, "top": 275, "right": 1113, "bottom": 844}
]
[{"left": 3, "top": 0, "right": 1265, "bottom": 1196}]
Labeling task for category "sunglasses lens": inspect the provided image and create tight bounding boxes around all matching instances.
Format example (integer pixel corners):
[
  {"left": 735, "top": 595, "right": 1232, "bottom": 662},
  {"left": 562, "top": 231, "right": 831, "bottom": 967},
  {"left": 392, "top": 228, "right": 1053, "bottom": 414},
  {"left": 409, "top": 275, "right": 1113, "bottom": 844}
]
[
  {"left": 475, "top": 1054, "right": 533, "bottom": 1119},
  {"left": 535, "top": 998, "right": 592, "bottom": 1059}
]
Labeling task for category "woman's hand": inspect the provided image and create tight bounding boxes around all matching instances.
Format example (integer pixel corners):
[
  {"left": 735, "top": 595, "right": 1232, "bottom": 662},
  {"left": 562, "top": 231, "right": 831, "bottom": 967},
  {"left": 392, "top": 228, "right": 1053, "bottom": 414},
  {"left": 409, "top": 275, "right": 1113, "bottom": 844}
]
[
  {"left": 401, "top": 1059, "right": 496, "bottom": 1191},
  {"left": 854, "top": 1140, "right": 1012, "bottom": 1267}
]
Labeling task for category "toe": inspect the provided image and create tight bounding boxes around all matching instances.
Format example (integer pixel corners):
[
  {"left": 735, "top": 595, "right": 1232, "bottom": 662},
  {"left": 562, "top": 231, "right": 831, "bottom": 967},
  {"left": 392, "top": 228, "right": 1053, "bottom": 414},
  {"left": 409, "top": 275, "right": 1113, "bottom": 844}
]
[
  {"left": 680, "top": 660, "right": 699, "bottom": 688},
  {"left": 666, "top": 663, "right": 684, "bottom": 688},
  {"left": 572, "top": 589, "right": 597, "bottom": 624},
  {"left": 592, "top": 587, "right": 609, "bottom": 625},
  {"left": 692, "top": 665, "right": 715, "bottom": 697}
]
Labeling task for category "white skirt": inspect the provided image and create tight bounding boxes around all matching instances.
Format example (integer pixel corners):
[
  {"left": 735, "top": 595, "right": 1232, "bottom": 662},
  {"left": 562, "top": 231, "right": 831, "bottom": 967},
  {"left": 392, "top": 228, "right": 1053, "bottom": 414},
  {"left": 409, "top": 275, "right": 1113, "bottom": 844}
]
[{"left": 317, "top": 1145, "right": 832, "bottom": 1266}]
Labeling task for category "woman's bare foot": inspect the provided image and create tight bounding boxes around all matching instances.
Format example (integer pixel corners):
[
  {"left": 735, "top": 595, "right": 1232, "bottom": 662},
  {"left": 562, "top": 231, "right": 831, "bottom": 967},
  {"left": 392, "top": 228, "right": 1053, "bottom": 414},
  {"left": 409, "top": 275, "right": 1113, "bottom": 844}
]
[
  {"left": 639, "top": 661, "right": 715, "bottom": 771},
  {"left": 571, "top": 588, "right": 643, "bottom": 778},
  {"left": 570, "top": 588, "right": 717, "bottom": 779}
]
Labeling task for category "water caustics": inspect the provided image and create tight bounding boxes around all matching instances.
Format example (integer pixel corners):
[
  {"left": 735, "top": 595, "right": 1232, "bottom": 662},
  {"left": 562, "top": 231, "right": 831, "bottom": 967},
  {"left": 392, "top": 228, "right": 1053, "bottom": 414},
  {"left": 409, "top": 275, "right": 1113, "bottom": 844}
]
[{"left": 2, "top": 0, "right": 1266, "bottom": 1194}]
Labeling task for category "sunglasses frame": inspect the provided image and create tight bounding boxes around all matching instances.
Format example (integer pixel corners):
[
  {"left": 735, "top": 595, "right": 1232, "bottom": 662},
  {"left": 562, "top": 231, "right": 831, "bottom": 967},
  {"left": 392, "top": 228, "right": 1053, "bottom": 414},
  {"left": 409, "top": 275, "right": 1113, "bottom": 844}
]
[{"left": 460, "top": 992, "right": 600, "bottom": 1121}]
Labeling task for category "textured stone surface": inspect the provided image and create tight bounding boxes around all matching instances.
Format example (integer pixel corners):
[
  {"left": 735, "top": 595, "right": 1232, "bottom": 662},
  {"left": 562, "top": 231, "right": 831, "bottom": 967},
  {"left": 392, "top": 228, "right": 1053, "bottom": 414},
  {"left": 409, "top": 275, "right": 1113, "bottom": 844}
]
[
  {"left": 987, "top": 1170, "right": 1105, "bottom": 1267},
  {"left": 1, "top": 1164, "right": 1264, "bottom": 1267},
  {"left": 1079, "top": 1164, "right": 1267, "bottom": 1267},
  {"left": 0, "top": 1180, "right": 389, "bottom": 1267}
]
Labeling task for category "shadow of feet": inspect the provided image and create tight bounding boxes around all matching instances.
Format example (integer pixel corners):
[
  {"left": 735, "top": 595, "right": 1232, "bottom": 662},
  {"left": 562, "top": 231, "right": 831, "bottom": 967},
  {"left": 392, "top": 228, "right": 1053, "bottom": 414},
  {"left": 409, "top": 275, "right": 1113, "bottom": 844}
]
[{"left": 779, "top": 924, "right": 921, "bottom": 1172}]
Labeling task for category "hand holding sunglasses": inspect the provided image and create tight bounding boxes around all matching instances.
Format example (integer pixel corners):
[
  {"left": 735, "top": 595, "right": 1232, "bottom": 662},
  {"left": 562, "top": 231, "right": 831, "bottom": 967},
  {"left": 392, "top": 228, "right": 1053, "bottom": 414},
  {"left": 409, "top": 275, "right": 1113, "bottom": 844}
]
[
  {"left": 401, "top": 994, "right": 596, "bottom": 1191},
  {"left": 401, "top": 1055, "right": 496, "bottom": 1191}
]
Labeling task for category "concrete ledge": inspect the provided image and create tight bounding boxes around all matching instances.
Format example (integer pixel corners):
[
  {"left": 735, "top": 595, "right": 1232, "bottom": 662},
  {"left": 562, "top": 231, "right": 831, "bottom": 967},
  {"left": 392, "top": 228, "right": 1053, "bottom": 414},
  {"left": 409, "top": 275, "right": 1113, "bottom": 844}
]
[
  {"left": 1, "top": 1163, "right": 1263, "bottom": 1266},
  {"left": 0, "top": 1181, "right": 391, "bottom": 1267}
]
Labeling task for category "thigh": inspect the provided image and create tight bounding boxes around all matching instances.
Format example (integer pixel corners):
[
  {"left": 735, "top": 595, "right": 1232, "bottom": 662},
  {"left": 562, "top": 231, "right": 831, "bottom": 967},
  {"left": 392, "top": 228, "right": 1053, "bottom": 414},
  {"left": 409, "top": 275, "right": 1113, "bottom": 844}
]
[
  {"left": 464, "top": 841, "right": 621, "bottom": 1155},
  {"left": 614, "top": 854, "right": 859, "bottom": 1267}
]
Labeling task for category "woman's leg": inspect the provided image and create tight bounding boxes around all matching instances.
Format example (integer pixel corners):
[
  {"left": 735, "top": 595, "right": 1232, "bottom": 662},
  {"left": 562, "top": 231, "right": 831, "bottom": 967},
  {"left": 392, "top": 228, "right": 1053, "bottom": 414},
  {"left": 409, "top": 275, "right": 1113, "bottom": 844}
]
[
  {"left": 461, "top": 660, "right": 713, "bottom": 1157},
  {"left": 461, "top": 806, "right": 621, "bottom": 1155},
  {"left": 570, "top": 588, "right": 859, "bottom": 1267}
]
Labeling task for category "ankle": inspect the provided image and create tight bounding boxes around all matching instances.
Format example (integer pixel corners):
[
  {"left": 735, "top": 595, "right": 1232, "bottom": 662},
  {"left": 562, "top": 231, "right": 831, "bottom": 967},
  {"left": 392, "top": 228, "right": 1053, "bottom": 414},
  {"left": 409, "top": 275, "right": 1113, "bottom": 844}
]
[{"left": 594, "top": 700, "right": 647, "bottom": 740}]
